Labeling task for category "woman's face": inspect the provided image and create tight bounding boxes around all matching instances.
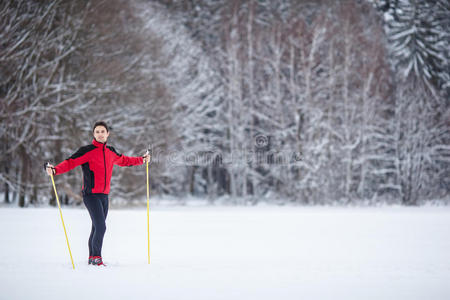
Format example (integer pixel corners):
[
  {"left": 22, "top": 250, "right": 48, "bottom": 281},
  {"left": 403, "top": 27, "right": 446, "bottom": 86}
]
[{"left": 93, "top": 126, "right": 110, "bottom": 143}]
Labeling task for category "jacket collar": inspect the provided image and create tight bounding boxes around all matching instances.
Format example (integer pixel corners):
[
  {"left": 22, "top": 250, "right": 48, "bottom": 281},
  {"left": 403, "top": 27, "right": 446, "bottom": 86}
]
[{"left": 92, "top": 138, "right": 106, "bottom": 148}]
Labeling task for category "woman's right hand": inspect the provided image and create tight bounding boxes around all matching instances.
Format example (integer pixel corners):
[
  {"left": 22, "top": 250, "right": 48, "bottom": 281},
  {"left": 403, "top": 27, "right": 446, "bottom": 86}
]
[{"left": 46, "top": 164, "right": 55, "bottom": 176}]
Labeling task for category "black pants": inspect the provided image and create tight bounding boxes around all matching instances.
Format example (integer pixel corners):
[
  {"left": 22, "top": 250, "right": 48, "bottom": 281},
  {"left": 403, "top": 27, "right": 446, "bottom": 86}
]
[{"left": 83, "top": 193, "right": 109, "bottom": 257}]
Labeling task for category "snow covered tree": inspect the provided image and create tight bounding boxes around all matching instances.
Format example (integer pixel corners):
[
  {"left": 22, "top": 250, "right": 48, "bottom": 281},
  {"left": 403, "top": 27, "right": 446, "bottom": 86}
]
[
  {"left": 371, "top": 0, "right": 450, "bottom": 204},
  {"left": 135, "top": 2, "right": 227, "bottom": 202},
  {"left": 382, "top": 0, "right": 449, "bottom": 95},
  {"left": 0, "top": 0, "right": 98, "bottom": 206}
]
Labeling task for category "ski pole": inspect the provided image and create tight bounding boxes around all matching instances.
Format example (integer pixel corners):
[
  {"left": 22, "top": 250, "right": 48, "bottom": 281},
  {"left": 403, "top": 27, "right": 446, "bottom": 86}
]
[
  {"left": 46, "top": 163, "right": 75, "bottom": 269},
  {"left": 145, "top": 150, "right": 150, "bottom": 264}
]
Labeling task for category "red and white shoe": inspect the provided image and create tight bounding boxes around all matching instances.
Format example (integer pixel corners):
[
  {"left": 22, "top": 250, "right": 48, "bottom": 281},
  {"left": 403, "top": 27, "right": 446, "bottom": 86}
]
[{"left": 92, "top": 256, "right": 106, "bottom": 266}]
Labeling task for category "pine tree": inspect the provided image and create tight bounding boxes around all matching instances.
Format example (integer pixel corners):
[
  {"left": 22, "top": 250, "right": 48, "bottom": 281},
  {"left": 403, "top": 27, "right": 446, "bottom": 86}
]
[{"left": 384, "top": 0, "right": 449, "bottom": 94}]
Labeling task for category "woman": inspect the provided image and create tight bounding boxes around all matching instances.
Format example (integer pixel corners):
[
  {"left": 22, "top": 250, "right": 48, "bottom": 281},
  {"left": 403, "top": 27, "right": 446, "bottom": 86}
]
[{"left": 46, "top": 121, "right": 150, "bottom": 266}]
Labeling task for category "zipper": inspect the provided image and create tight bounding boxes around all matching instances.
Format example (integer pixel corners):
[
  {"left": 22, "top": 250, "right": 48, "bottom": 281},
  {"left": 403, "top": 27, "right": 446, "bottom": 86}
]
[{"left": 103, "top": 144, "right": 107, "bottom": 193}]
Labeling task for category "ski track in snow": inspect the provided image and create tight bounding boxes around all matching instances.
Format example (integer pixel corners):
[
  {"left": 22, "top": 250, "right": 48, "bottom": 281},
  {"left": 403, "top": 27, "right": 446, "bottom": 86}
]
[{"left": 1, "top": 206, "right": 449, "bottom": 300}]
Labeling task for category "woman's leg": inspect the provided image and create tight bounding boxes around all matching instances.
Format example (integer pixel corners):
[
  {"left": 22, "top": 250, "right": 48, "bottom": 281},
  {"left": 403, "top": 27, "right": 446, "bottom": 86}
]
[
  {"left": 83, "top": 194, "right": 107, "bottom": 257},
  {"left": 88, "top": 224, "right": 94, "bottom": 256}
]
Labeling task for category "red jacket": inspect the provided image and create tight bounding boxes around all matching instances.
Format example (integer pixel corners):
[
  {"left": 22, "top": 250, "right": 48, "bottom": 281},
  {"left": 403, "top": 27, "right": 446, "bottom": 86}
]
[{"left": 55, "top": 139, "right": 143, "bottom": 195}]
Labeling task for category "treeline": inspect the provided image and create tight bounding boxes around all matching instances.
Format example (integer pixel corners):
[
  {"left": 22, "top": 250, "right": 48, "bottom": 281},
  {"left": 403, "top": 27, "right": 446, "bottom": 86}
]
[
  {"left": 1, "top": 0, "right": 449, "bottom": 206},
  {"left": 159, "top": 0, "right": 449, "bottom": 205}
]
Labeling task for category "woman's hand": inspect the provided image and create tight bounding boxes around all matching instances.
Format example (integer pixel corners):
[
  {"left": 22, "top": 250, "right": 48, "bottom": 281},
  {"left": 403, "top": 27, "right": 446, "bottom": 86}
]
[
  {"left": 143, "top": 153, "right": 151, "bottom": 164},
  {"left": 46, "top": 164, "right": 55, "bottom": 176}
]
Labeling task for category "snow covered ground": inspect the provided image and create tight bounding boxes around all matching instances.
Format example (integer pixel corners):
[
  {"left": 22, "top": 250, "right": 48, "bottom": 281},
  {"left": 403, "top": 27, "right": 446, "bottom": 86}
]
[{"left": 1, "top": 205, "right": 449, "bottom": 300}]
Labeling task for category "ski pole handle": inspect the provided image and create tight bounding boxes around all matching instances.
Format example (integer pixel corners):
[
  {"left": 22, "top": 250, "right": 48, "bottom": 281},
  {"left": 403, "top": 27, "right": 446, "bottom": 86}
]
[
  {"left": 44, "top": 162, "right": 55, "bottom": 175},
  {"left": 143, "top": 149, "right": 151, "bottom": 164}
]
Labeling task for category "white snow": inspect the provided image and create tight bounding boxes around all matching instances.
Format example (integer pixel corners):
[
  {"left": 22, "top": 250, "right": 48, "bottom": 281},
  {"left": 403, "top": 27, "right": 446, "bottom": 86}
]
[{"left": 1, "top": 206, "right": 450, "bottom": 300}]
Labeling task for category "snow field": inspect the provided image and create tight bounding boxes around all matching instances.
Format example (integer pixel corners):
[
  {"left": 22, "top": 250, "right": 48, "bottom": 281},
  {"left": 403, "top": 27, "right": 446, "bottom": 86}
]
[{"left": 0, "top": 206, "right": 449, "bottom": 300}]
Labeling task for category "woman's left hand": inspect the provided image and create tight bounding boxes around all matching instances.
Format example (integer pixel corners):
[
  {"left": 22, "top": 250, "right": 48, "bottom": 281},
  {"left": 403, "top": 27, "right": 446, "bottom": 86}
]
[{"left": 143, "top": 153, "right": 151, "bottom": 164}]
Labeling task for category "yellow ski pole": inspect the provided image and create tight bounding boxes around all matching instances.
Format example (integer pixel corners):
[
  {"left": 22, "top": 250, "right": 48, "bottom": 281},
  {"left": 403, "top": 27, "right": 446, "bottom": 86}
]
[
  {"left": 46, "top": 163, "right": 75, "bottom": 269},
  {"left": 145, "top": 150, "right": 150, "bottom": 264}
]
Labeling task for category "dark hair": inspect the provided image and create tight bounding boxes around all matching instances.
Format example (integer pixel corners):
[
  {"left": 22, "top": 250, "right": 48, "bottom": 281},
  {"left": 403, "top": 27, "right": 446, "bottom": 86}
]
[{"left": 93, "top": 121, "right": 109, "bottom": 132}]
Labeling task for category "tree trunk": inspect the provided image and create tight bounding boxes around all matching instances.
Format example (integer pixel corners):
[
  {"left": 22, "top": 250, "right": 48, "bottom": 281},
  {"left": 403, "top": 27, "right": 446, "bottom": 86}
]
[
  {"left": 4, "top": 182, "right": 9, "bottom": 204},
  {"left": 4, "top": 163, "right": 10, "bottom": 203}
]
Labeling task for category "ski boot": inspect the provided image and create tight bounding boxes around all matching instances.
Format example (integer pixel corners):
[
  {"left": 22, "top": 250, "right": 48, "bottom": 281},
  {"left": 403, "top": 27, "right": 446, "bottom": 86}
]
[{"left": 92, "top": 256, "right": 106, "bottom": 267}]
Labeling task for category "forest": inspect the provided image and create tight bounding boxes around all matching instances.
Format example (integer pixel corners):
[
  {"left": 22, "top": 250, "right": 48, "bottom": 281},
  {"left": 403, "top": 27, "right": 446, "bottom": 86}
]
[{"left": 1, "top": 0, "right": 449, "bottom": 206}]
